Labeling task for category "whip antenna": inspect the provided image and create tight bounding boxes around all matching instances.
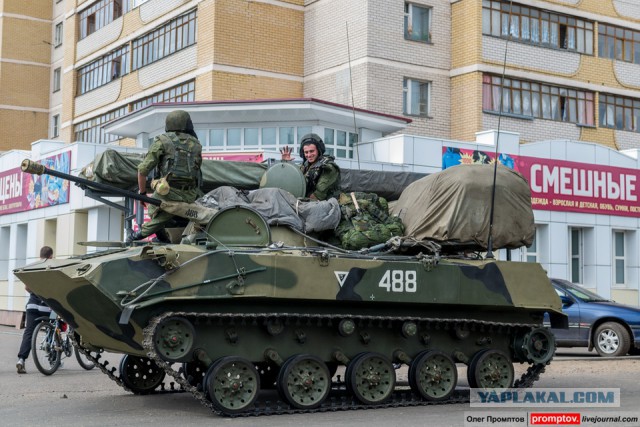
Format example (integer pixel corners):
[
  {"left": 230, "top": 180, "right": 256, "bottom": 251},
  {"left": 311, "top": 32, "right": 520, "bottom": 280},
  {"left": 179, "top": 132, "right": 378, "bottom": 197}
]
[
  {"left": 485, "top": 0, "right": 514, "bottom": 259},
  {"left": 346, "top": 22, "right": 360, "bottom": 169}
]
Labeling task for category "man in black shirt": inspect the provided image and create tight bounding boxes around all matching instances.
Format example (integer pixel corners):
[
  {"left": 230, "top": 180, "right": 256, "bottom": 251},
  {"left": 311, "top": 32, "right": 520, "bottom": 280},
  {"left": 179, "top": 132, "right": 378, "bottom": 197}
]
[{"left": 16, "top": 246, "right": 53, "bottom": 374}]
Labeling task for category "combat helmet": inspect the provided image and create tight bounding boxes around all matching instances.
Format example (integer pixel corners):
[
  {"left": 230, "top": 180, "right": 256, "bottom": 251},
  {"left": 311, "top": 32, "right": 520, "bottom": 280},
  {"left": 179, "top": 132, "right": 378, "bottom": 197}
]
[
  {"left": 298, "top": 133, "right": 326, "bottom": 158},
  {"left": 165, "top": 110, "right": 197, "bottom": 137}
]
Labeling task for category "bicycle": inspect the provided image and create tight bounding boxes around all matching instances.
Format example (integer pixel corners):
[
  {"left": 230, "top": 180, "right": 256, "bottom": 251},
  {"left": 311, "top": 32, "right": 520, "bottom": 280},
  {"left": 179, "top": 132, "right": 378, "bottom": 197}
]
[{"left": 31, "top": 312, "right": 95, "bottom": 375}]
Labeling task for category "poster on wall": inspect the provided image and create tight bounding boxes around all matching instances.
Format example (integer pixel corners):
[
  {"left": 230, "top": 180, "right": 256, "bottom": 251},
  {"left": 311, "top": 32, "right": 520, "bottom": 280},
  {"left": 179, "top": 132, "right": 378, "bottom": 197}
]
[
  {"left": 442, "top": 147, "right": 640, "bottom": 218},
  {"left": 0, "top": 151, "right": 71, "bottom": 215},
  {"left": 202, "top": 152, "right": 264, "bottom": 162}
]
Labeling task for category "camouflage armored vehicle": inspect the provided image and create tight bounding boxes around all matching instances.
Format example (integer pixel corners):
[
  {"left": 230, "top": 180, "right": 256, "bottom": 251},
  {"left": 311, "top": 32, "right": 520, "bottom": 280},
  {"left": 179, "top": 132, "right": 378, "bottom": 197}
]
[{"left": 14, "top": 158, "right": 566, "bottom": 416}]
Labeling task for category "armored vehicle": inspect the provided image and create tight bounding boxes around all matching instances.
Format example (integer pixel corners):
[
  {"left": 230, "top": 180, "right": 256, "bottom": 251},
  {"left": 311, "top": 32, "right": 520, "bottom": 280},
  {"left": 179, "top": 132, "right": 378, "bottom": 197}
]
[{"left": 14, "top": 157, "right": 566, "bottom": 416}]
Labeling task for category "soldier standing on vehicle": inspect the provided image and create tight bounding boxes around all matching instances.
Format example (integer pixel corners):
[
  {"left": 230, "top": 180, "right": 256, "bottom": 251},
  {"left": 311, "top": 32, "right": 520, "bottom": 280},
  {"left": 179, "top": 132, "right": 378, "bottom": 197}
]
[
  {"left": 280, "top": 133, "right": 341, "bottom": 201},
  {"left": 128, "top": 110, "right": 203, "bottom": 243},
  {"left": 16, "top": 246, "right": 53, "bottom": 374}
]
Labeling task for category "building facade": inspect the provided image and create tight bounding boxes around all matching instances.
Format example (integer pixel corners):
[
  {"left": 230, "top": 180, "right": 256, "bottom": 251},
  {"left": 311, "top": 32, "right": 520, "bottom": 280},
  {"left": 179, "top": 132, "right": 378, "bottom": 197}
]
[
  {"left": 4, "top": 1, "right": 640, "bottom": 155},
  {"left": 2, "top": 1, "right": 640, "bottom": 322}
]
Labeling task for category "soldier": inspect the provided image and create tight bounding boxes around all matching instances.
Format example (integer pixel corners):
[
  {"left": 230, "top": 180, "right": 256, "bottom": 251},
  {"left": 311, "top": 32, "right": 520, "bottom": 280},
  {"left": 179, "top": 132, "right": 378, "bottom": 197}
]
[
  {"left": 128, "top": 110, "right": 203, "bottom": 243},
  {"left": 280, "top": 133, "right": 341, "bottom": 200}
]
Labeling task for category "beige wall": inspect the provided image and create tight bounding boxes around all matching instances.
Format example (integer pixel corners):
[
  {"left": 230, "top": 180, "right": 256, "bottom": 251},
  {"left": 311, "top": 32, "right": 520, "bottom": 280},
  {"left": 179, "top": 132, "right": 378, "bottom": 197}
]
[
  {"left": 212, "top": 0, "right": 303, "bottom": 76},
  {"left": 0, "top": 3, "right": 52, "bottom": 150}
]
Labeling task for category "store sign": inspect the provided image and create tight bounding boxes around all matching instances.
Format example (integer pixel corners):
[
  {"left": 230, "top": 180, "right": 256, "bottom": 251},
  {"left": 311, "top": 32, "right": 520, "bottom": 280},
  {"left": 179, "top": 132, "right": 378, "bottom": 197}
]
[
  {"left": 202, "top": 152, "right": 263, "bottom": 162},
  {"left": 442, "top": 147, "right": 640, "bottom": 218},
  {"left": 0, "top": 152, "right": 71, "bottom": 215}
]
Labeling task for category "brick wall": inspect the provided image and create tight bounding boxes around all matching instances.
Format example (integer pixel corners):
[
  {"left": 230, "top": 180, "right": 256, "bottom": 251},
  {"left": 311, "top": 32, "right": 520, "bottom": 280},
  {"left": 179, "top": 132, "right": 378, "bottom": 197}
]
[
  {"left": 1, "top": 0, "right": 51, "bottom": 19},
  {"left": 214, "top": 0, "right": 303, "bottom": 76},
  {"left": 451, "top": 73, "right": 482, "bottom": 142},
  {"left": 482, "top": 114, "right": 581, "bottom": 144},
  {"left": 452, "top": 0, "right": 481, "bottom": 69},
  {"left": 0, "top": 110, "right": 48, "bottom": 151},
  {"left": 210, "top": 71, "right": 303, "bottom": 100}
]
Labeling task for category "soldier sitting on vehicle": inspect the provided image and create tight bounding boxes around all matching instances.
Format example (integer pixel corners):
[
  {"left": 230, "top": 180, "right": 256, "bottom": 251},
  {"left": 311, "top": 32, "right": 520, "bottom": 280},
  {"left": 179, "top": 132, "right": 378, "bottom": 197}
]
[
  {"left": 128, "top": 110, "right": 203, "bottom": 243},
  {"left": 280, "top": 133, "right": 341, "bottom": 201}
]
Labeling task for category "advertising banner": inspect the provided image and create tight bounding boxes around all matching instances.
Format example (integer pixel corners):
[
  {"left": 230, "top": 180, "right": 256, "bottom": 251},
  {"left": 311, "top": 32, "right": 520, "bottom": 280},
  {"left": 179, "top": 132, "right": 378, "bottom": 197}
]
[
  {"left": 202, "top": 152, "right": 263, "bottom": 162},
  {"left": 442, "top": 147, "right": 640, "bottom": 218},
  {"left": 0, "top": 152, "right": 71, "bottom": 215}
]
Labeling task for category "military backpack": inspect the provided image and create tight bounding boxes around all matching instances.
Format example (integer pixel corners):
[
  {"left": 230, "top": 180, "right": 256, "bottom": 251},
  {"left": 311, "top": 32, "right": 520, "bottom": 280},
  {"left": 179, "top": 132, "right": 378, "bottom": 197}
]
[
  {"left": 156, "top": 132, "right": 201, "bottom": 188},
  {"left": 335, "top": 192, "right": 405, "bottom": 250}
]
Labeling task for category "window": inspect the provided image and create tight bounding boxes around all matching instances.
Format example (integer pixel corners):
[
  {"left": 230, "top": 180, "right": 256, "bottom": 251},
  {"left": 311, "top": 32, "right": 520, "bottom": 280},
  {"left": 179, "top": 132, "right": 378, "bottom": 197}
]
[
  {"left": 79, "top": 0, "right": 123, "bottom": 39},
  {"left": 526, "top": 229, "right": 538, "bottom": 263},
  {"left": 77, "top": 45, "right": 129, "bottom": 94},
  {"left": 599, "top": 23, "right": 640, "bottom": 64},
  {"left": 131, "top": 10, "right": 197, "bottom": 70},
  {"left": 613, "top": 231, "right": 626, "bottom": 286},
  {"left": 482, "top": 74, "right": 595, "bottom": 125},
  {"left": 54, "top": 22, "right": 63, "bottom": 47},
  {"left": 202, "top": 126, "right": 351, "bottom": 155},
  {"left": 599, "top": 93, "right": 640, "bottom": 132},
  {"left": 570, "top": 228, "right": 583, "bottom": 284},
  {"left": 482, "top": 0, "right": 593, "bottom": 55},
  {"left": 404, "top": 3, "right": 431, "bottom": 43},
  {"left": 131, "top": 80, "right": 195, "bottom": 111},
  {"left": 403, "top": 78, "right": 430, "bottom": 116},
  {"left": 53, "top": 68, "right": 61, "bottom": 92},
  {"left": 132, "top": 0, "right": 150, "bottom": 7},
  {"left": 323, "top": 128, "right": 358, "bottom": 159},
  {"left": 52, "top": 115, "right": 60, "bottom": 138},
  {"left": 74, "top": 106, "right": 127, "bottom": 144}
]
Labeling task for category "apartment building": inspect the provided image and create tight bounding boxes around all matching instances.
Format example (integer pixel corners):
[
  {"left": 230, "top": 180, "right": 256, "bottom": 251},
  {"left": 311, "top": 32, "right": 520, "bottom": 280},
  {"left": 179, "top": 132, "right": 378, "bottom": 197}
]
[{"left": 6, "top": 1, "right": 640, "bottom": 154}]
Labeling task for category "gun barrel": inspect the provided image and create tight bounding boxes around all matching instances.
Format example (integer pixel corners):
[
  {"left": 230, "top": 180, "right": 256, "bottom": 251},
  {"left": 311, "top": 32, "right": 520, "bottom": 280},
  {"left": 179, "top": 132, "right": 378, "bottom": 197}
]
[{"left": 20, "top": 159, "right": 161, "bottom": 206}]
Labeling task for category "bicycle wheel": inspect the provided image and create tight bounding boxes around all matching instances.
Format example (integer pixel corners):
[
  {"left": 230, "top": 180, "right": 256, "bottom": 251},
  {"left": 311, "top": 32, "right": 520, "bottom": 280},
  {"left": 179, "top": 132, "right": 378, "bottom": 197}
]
[
  {"left": 75, "top": 346, "right": 95, "bottom": 370},
  {"left": 31, "top": 321, "right": 61, "bottom": 375}
]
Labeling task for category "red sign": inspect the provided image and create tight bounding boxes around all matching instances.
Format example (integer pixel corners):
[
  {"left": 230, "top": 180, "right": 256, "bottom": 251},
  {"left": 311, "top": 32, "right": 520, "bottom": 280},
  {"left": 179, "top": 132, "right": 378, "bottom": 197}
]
[
  {"left": 202, "top": 152, "right": 263, "bottom": 162},
  {"left": 0, "top": 152, "right": 71, "bottom": 215},
  {"left": 518, "top": 157, "right": 639, "bottom": 217},
  {"left": 443, "top": 147, "right": 640, "bottom": 218}
]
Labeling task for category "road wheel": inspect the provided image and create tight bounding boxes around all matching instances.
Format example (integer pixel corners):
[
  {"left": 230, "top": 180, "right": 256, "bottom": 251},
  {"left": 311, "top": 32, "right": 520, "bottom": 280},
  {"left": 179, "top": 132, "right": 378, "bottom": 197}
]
[
  {"left": 467, "top": 349, "right": 513, "bottom": 389},
  {"left": 594, "top": 322, "right": 630, "bottom": 357},
  {"left": 205, "top": 356, "right": 260, "bottom": 415},
  {"left": 119, "top": 355, "right": 165, "bottom": 394}
]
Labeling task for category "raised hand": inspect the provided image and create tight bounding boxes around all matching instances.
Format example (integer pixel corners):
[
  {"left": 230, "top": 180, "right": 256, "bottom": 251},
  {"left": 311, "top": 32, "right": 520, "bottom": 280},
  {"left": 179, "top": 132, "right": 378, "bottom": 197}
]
[{"left": 280, "top": 145, "right": 293, "bottom": 161}]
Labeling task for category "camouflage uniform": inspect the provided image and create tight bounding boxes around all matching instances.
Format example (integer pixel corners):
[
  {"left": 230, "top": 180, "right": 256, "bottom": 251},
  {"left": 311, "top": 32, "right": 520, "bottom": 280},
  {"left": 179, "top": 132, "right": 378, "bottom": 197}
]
[
  {"left": 135, "top": 110, "right": 202, "bottom": 240},
  {"left": 297, "top": 133, "right": 341, "bottom": 200},
  {"left": 301, "top": 155, "right": 341, "bottom": 200}
]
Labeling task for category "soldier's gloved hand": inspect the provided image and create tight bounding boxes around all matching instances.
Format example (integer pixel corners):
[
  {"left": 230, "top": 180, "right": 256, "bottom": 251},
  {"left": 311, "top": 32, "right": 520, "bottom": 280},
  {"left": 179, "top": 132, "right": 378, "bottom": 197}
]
[{"left": 280, "top": 146, "right": 293, "bottom": 161}]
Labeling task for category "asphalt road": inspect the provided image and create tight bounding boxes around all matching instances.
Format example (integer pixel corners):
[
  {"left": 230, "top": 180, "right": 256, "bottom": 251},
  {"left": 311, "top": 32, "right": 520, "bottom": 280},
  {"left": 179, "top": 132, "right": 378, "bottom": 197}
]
[{"left": 1, "top": 325, "right": 639, "bottom": 427}]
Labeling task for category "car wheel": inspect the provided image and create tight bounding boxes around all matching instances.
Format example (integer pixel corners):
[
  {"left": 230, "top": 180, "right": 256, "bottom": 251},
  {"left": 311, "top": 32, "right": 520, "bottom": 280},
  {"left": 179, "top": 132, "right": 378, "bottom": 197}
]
[{"left": 594, "top": 322, "right": 630, "bottom": 357}]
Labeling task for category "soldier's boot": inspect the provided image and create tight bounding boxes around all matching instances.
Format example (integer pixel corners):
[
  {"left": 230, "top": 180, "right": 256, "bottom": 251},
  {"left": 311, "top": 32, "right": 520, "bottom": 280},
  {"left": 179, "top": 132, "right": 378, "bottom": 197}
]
[
  {"left": 126, "top": 230, "right": 144, "bottom": 244},
  {"left": 154, "top": 229, "right": 172, "bottom": 244}
]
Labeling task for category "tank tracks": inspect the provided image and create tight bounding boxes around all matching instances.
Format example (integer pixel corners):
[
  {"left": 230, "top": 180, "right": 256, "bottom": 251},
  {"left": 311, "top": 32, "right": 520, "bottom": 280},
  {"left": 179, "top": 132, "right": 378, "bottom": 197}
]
[{"left": 73, "top": 312, "right": 550, "bottom": 417}]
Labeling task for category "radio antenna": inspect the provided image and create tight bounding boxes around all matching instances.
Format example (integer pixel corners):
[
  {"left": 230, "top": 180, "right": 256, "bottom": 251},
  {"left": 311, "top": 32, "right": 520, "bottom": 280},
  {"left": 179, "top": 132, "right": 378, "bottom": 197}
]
[
  {"left": 346, "top": 22, "right": 361, "bottom": 169},
  {"left": 485, "top": 0, "right": 514, "bottom": 259}
]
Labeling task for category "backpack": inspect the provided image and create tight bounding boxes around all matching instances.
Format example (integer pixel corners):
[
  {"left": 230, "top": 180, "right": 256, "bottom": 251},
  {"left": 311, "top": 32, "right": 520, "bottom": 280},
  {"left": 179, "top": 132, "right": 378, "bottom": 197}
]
[
  {"left": 157, "top": 132, "right": 201, "bottom": 187},
  {"left": 335, "top": 192, "right": 405, "bottom": 250}
]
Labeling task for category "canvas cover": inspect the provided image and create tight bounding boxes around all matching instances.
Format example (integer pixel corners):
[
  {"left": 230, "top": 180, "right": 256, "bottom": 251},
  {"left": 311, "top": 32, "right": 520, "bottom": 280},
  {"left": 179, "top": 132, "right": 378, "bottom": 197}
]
[
  {"left": 79, "top": 150, "right": 424, "bottom": 199},
  {"left": 340, "top": 169, "right": 425, "bottom": 201},
  {"left": 161, "top": 187, "right": 341, "bottom": 233},
  {"left": 80, "top": 149, "right": 267, "bottom": 193},
  {"left": 391, "top": 164, "right": 535, "bottom": 250}
]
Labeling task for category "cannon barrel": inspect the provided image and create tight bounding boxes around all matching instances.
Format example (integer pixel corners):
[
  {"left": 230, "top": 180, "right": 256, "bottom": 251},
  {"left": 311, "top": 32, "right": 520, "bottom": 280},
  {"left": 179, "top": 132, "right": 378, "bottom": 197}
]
[{"left": 21, "top": 159, "right": 161, "bottom": 206}]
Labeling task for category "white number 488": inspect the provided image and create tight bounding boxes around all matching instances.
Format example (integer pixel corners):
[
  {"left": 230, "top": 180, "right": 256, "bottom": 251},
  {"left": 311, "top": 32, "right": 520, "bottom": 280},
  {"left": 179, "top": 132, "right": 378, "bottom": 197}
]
[{"left": 378, "top": 270, "right": 417, "bottom": 293}]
